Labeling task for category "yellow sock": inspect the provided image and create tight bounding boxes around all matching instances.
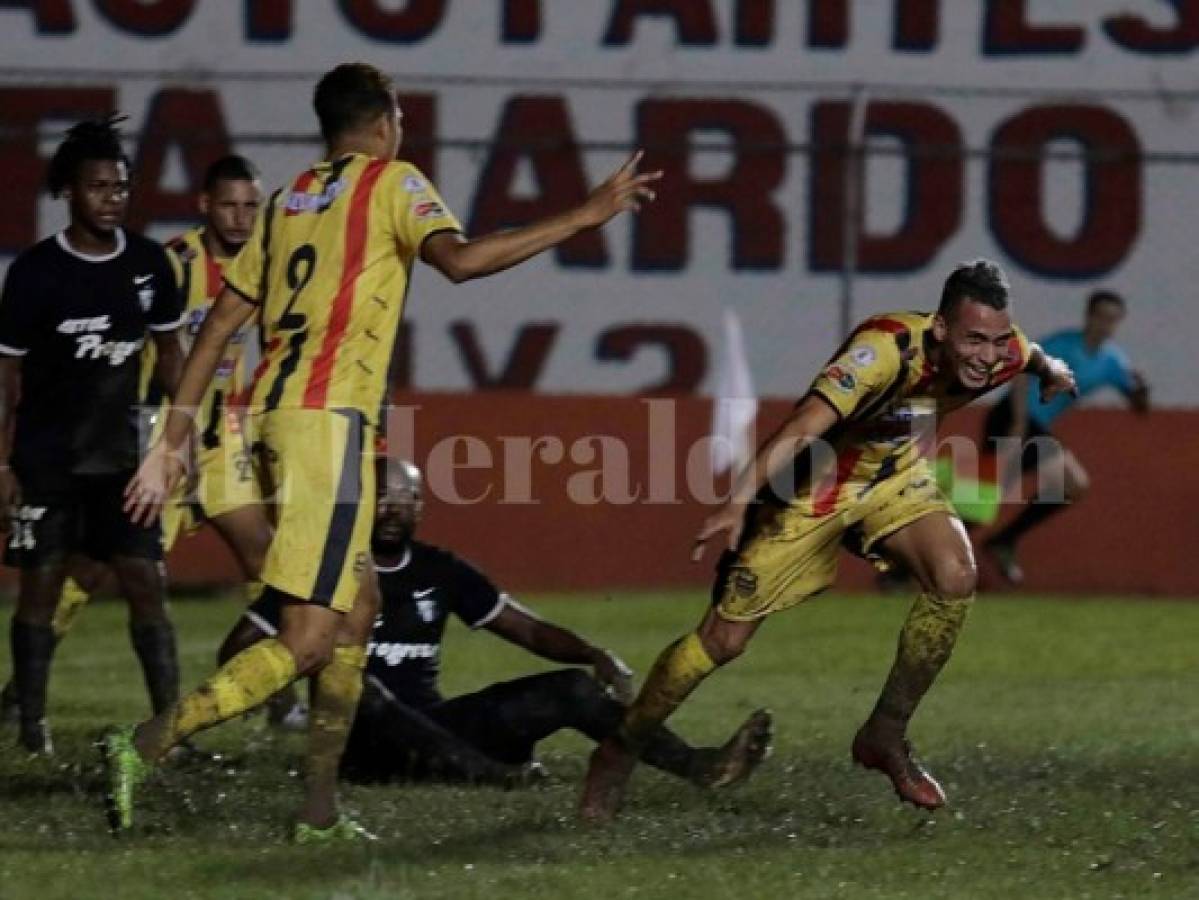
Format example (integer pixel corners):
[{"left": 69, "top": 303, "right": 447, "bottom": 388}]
[
  {"left": 304, "top": 645, "right": 366, "bottom": 821},
  {"left": 51, "top": 577, "right": 92, "bottom": 638},
  {"left": 141, "top": 638, "right": 297, "bottom": 761},
  {"left": 621, "top": 632, "right": 716, "bottom": 746},
  {"left": 873, "top": 591, "right": 973, "bottom": 726},
  {"left": 243, "top": 580, "right": 265, "bottom": 604}
]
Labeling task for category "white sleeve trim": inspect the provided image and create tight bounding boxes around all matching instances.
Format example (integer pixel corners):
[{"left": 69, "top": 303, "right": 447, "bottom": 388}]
[
  {"left": 242, "top": 609, "right": 279, "bottom": 637},
  {"left": 0, "top": 342, "right": 28, "bottom": 356},
  {"left": 148, "top": 313, "right": 188, "bottom": 332},
  {"left": 469, "top": 592, "right": 510, "bottom": 630}
]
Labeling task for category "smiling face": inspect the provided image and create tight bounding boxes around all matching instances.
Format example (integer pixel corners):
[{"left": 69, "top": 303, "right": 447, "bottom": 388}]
[
  {"left": 66, "top": 158, "right": 129, "bottom": 235},
  {"left": 933, "top": 298, "right": 1016, "bottom": 391}
]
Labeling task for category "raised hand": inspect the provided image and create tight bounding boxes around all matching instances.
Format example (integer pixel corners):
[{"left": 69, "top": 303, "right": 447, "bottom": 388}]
[
  {"left": 1038, "top": 356, "right": 1078, "bottom": 403},
  {"left": 580, "top": 149, "right": 663, "bottom": 227}
]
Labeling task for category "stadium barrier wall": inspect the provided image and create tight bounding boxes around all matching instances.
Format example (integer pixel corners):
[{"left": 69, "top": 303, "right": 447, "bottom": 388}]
[{"left": 4, "top": 393, "right": 1193, "bottom": 597}]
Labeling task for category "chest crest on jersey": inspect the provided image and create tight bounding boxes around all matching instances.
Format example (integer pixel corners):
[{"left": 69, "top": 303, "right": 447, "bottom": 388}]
[{"left": 416, "top": 598, "right": 438, "bottom": 623}]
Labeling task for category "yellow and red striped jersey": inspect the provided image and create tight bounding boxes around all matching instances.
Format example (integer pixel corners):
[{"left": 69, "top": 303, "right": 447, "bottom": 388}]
[
  {"left": 159, "top": 227, "right": 250, "bottom": 446},
  {"left": 801, "top": 311, "right": 1030, "bottom": 515},
  {"left": 224, "top": 154, "right": 461, "bottom": 420}
]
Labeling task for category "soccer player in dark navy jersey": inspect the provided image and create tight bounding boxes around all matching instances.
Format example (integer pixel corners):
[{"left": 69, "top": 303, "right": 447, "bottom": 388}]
[
  {"left": 223, "top": 457, "right": 773, "bottom": 788},
  {"left": 0, "top": 117, "right": 186, "bottom": 754}
]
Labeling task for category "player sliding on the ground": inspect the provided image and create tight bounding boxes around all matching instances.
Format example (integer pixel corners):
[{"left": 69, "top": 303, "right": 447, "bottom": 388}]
[
  {"left": 580, "top": 260, "right": 1078, "bottom": 822},
  {"left": 110, "top": 62, "right": 661, "bottom": 842},
  {"left": 221, "top": 455, "right": 773, "bottom": 789}
]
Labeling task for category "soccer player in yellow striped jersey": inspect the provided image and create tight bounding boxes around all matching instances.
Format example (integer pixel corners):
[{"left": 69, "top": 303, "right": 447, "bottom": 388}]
[
  {"left": 112, "top": 62, "right": 662, "bottom": 840},
  {"left": 156, "top": 156, "right": 270, "bottom": 578},
  {"left": 581, "top": 260, "right": 1079, "bottom": 823}
]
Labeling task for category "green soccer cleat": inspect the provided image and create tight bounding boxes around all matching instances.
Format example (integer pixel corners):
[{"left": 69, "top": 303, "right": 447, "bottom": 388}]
[
  {"left": 293, "top": 814, "right": 377, "bottom": 845},
  {"left": 98, "top": 725, "right": 150, "bottom": 834}
]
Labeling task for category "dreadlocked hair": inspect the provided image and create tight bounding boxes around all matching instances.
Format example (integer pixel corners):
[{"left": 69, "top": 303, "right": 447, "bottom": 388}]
[{"left": 46, "top": 114, "right": 129, "bottom": 198}]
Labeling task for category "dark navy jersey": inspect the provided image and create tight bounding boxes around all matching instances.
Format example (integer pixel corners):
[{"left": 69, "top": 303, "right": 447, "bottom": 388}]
[
  {"left": 0, "top": 230, "right": 184, "bottom": 483},
  {"left": 245, "top": 539, "right": 506, "bottom": 709}
]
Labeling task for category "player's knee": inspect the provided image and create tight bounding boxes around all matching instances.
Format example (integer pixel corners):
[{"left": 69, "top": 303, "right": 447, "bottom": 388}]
[
  {"left": 112, "top": 557, "right": 167, "bottom": 618},
  {"left": 930, "top": 558, "right": 977, "bottom": 602}
]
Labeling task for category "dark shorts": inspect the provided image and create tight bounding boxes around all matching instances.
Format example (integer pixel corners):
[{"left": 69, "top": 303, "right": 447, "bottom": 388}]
[
  {"left": 5, "top": 471, "right": 163, "bottom": 568},
  {"left": 982, "top": 399, "right": 1058, "bottom": 474}
]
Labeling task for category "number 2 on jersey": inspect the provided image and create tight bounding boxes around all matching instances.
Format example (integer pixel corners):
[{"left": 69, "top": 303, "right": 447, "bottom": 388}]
[{"left": 280, "top": 244, "right": 317, "bottom": 331}]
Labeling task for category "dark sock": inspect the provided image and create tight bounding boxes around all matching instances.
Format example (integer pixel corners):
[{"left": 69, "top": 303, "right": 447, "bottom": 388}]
[
  {"left": 130, "top": 620, "right": 181, "bottom": 715},
  {"left": 11, "top": 620, "right": 56, "bottom": 726},
  {"left": 991, "top": 501, "right": 1063, "bottom": 548}
]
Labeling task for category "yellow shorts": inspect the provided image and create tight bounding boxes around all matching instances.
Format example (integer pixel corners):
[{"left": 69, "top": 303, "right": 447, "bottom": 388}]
[
  {"left": 252, "top": 408, "right": 374, "bottom": 614},
  {"left": 715, "top": 460, "right": 953, "bottom": 622},
  {"left": 159, "top": 413, "right": 259, "bottom": 554}
]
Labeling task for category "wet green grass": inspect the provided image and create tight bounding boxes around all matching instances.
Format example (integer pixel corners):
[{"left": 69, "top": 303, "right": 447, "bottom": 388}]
[{"left": 1, "top": 591, "right": 1198, "bottom": 899}]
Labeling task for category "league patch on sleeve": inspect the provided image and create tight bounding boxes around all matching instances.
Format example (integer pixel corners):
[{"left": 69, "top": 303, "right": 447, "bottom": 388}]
[
  {"left": 402, "top": 174, "right": 427, "bottom": 195},
  {"left": 850, "top": 345, "right": 876, "bottom": 367}
]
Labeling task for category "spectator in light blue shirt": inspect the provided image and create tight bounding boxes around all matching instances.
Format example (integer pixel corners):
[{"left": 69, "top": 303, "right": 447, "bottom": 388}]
[{"left": 980, "top": 290, "right": 1149, "bottom": 583}]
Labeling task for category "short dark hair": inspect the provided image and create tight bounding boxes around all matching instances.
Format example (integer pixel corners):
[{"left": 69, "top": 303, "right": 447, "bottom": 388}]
[
  {"left": 46, "top": 115, "right": 129, "bottom": 198},
  {"left": 313, "top": 63, "right": 395, "bottom": 143},
  {"left": 1086, "top": 289, "right": 1125, "bottom": 315},
  {"left": 202, "top": 154, "right": 260, "bottom": 192},
  {"left": 938, "top": 258, "right": 1011, "bottom": 318}
]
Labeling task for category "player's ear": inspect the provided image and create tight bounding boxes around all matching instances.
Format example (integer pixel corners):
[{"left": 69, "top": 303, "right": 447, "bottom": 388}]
[
  {"left": 197, "top": 192, "right": 210, "bottom": 217},
  {"left": 932, "top": 313, "right": 948, "bottom": 342}
]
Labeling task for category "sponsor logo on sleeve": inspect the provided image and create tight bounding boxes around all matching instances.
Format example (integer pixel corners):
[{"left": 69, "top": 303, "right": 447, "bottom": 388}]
[
  {"left": 825, "top": 364, "right": 857, "bottom": 392},
  {"left": 412, "top": 200, "right": 447, "bottom": 220}
]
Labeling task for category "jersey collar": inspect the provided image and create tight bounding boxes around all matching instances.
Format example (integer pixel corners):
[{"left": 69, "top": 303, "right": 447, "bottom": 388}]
[
  {"left": 56, "top": 228, "right": 126, "bottom": 263},
  {"left": 373, "top": 545, "right": 412, "bottom": 573}
]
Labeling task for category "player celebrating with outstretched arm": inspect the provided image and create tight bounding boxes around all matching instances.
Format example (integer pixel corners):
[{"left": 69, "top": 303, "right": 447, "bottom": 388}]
[
  {"left": 580, "top": 260, "right": 1077, "bottom": 822},
  {"left": 106, "top": 62, "right": 660, "bottom": 841}
]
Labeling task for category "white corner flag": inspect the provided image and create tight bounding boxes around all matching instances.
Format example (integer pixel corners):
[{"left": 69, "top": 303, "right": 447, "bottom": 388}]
[{"left": 709, "top": 308, "right": 758, "bottom": 477}]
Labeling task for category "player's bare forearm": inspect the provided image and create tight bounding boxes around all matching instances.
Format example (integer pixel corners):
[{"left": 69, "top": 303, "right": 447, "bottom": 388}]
[
  {"left": 730, "top": 394, "right": 839, "bottom": 507},
  {"left": 421, "top": 211, "right": 590, "bottom": 284},
  {"left": 150, "top": 329, "right": 185, "bottom": 400},
  {"left": 421, "top": 149, "right": 661, "bottom": 284},
  {"left": 692, "top": 394, "right": 839, "bottom": 560},
  {"left": 487, "top": 603, "right": 599, "bottom": 665},
  {"left": 160, "top": 288, "right": 257, "bottom": 449}
]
